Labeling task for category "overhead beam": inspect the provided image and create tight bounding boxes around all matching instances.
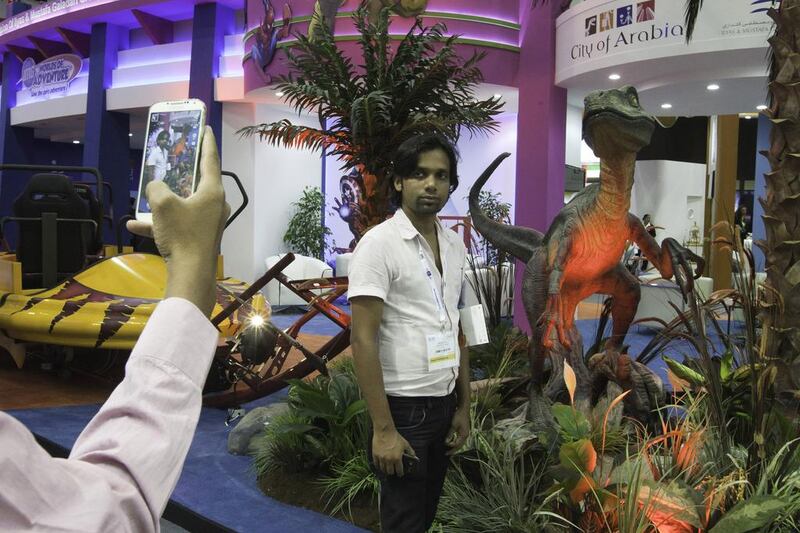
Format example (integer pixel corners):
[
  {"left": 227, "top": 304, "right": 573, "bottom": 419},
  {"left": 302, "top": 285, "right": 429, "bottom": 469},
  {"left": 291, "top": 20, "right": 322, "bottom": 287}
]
[
  {"left": 28, "top": 36, "right": 72, "bottom": 58},
  {"left": 6, "top": 44, "right": 44, "bottom": 63},
  {"left": 56, "top": 27, "right": 91, "bottom": 58},
  {"left": 131, "top": 9, "right": 174, "bottom": 45}
]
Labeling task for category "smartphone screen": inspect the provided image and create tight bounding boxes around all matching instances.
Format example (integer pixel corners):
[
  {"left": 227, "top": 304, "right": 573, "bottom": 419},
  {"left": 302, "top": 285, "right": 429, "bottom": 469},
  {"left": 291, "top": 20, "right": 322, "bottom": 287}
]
[{"left": 137, "top": 108, "right": 203, "bottom": 215}]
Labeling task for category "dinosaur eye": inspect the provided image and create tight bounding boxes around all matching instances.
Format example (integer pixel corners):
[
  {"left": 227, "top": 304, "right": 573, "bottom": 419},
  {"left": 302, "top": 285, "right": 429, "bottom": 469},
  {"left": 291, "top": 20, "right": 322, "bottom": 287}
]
[{"left": 630, "top": 94, "right": 639, "bottom": 106}]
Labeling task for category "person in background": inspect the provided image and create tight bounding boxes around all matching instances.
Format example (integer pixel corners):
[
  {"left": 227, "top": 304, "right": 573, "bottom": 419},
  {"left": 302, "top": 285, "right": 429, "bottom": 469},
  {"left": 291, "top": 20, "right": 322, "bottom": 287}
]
[
  {"left": 734, "top": 205, "right": 751, "bottom": 243},
  {"left": 637, "top": 213, "right": 657, "bottom": 272},
  {"left": 0, "top": 127, "right": 230, "bottom": 532},
  {"left": 349, "top": 133, "right": 471, "bottom": 533}
]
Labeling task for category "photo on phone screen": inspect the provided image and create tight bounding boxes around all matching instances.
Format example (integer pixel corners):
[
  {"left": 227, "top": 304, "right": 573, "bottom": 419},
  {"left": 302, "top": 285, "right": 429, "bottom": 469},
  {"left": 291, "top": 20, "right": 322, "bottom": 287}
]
[{"left": 137, "top": 109, "right": 203, "bottom": 214}]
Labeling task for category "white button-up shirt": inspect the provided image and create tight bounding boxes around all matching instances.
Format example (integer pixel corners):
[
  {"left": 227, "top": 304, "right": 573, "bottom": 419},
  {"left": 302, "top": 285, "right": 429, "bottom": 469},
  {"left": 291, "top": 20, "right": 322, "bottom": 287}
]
[{"left": 348, "top": 208, "right": 467, "bottom": 397}]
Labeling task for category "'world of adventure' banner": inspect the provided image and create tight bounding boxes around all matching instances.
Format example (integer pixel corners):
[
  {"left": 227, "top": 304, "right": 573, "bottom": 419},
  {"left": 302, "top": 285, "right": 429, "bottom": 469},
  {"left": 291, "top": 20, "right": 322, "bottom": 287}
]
[{"left": 21, "top": 54, "right": 83, "bottom": 98}]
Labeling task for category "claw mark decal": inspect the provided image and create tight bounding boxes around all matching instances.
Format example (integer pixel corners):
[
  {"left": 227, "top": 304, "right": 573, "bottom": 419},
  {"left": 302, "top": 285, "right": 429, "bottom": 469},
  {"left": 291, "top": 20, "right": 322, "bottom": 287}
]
[
  {"left": 49, "top": 292, "right": 116, "bottom": 333},
  {"left": 96, "top": 301, "right": 149, "bottom": 348}
]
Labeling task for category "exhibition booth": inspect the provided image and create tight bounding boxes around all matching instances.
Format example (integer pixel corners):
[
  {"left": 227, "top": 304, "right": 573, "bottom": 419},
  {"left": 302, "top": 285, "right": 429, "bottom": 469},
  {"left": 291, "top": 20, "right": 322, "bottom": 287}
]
[{"left": 0, "top": 0, "right": 790, "bottom": 531}]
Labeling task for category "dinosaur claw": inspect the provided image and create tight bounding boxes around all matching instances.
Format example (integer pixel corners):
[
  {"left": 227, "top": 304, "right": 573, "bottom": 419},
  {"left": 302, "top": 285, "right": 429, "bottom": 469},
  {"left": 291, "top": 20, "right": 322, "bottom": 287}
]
[{"left": 663, "top": 237, "right": 705, "bottom": 302}]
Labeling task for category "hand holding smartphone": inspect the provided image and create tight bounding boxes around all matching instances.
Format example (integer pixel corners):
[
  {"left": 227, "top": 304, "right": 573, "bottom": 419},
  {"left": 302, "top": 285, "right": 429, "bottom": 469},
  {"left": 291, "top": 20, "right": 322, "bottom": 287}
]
[{"left": 136, "top": 99, "right": 207, "bottom": 222}]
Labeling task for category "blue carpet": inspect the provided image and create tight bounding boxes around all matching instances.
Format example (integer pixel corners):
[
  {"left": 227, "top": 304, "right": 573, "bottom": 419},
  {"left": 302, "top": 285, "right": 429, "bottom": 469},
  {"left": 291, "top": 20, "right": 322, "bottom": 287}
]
[
  {"left": 575, "top": 318, "right": 744, "bottom": 386},
  {"left": 9, "top": 390, "right": 366, "bottom": 533},
  {"left": 270, "top": 302, "right": 351, "bottom": 337}
]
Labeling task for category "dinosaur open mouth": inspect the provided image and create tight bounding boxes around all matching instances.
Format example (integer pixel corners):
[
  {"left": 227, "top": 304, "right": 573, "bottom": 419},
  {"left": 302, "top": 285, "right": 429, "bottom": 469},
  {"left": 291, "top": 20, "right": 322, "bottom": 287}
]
[{"left": 582, "top": 109, "right": 656, "bottom": 131}]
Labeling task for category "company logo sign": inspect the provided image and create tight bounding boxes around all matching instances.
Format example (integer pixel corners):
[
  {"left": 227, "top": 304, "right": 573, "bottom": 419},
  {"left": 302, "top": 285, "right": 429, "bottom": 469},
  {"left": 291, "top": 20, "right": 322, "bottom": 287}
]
[
  {"left": 585, "top": 1, "right": 658, "bottom": 37},
  {"left": 21, "top": 54, "right": 82, "bottom": 98},
  {"left": 574, "top": 0, "right": 683, "bottom": 60}
]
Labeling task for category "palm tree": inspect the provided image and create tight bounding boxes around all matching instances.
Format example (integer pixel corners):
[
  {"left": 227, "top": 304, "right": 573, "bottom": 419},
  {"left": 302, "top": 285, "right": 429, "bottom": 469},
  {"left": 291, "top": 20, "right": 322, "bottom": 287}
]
[
  {"left": 240, "top": 6, "right": 503, "bottom": 242},
  {"left": 684, "top": 0, "right": 799, "bottom": 388}
]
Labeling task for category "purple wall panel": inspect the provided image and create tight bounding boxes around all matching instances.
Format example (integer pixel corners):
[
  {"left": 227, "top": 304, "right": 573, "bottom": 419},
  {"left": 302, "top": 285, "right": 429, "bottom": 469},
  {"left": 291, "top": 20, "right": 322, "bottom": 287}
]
[{"left": 512, "top": 2, "right": 567, "bottom": 332}]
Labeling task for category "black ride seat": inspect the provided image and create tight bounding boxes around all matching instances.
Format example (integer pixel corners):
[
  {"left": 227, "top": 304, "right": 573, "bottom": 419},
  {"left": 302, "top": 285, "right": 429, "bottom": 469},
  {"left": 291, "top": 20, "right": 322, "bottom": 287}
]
[{"left": 12, "top": 173, "right": 94, "bottom": 288}]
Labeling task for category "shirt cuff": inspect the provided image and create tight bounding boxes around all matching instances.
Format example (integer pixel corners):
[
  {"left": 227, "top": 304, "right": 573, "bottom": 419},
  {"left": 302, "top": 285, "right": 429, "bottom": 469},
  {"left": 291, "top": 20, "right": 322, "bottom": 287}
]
[
  {"left": 129, "top": 297, "right": 219, "bottom": 389},
  {"left": 347, "top": 285, "right": 387, "bottom": 301}
]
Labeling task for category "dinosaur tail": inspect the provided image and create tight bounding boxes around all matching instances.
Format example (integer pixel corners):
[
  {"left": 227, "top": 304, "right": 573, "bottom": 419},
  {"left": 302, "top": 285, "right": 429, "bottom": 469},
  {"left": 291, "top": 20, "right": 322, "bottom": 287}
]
[{"left": 468, "top": 153, "right": 543, "bottom": 264}]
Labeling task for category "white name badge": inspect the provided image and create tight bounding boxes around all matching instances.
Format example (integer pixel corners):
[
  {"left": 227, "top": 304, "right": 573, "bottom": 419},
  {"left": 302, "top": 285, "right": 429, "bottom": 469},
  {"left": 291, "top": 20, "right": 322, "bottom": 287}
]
[{"left": 426, "top": 330, "right": 458, "bottom": 371}]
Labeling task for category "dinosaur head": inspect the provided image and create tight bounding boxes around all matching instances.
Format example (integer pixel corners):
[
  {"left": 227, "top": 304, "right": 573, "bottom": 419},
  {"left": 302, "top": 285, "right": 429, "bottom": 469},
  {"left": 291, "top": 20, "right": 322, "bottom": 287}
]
[{"left": 582, "top": 86, "right": 656, "bottom": 158}]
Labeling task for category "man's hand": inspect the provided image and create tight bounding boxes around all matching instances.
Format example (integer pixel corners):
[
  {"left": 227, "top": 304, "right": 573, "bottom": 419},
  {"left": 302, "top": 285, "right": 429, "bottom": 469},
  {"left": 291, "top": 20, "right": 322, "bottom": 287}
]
[
  {"left": 127, "top": 126, "right": 230, "bottom": 316},
  {"left": 445, "top": 407, "right": 470, "bottom": 456},
  {"left": 372, "top": 429, "right": 416, "bottom": 477}
]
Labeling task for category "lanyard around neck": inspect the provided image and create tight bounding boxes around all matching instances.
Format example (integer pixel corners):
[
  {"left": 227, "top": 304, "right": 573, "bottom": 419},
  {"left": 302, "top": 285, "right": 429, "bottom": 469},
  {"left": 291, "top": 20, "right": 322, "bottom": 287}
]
[{"left": 417, "top": 238, "right": 448, "bottom": 329}]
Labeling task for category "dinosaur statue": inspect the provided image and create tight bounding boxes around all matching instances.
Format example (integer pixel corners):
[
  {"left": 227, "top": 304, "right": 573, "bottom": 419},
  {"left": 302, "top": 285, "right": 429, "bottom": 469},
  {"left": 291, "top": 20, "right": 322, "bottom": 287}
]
[{"left": 469, "top": 86, "right": 704, "bottom": 422}]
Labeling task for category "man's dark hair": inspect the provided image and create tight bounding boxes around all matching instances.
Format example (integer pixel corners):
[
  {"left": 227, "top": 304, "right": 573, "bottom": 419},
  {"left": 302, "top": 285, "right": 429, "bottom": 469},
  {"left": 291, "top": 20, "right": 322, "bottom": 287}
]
[
  {"left": 157, "top": 130, "right": 170, "bottom": 143},
  {"left": 391, "top": 133, "right": 459, "bottom": 206}
]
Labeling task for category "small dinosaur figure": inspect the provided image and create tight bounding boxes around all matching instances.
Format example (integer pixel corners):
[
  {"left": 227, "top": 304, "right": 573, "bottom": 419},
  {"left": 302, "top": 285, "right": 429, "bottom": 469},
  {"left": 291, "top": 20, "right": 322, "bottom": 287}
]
[{"left": 469, "top": 86, "right": 703, "bottom": 420}]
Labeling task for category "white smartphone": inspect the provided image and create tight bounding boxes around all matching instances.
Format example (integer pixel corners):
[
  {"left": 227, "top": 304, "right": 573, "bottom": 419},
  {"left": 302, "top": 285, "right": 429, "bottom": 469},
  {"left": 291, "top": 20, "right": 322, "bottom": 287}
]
[{"left": 135, "top": 99, "right": 207, "bottom": 222}]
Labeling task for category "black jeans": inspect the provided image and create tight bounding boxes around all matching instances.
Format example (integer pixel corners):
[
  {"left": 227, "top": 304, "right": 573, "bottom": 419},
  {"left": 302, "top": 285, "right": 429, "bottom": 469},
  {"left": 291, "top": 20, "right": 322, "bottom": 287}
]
[{"left": 369, "top": 392, "right": 457, "bottom": 533}]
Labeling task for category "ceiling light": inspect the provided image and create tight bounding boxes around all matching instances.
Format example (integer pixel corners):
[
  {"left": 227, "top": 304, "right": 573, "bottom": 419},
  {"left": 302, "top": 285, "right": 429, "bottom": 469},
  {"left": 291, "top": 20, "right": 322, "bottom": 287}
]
[
  {"left": 744, "top": 115, "right": 753, "bottom": 119},
  {"left": 706, "top": 83, "right": 720, "bottom": 91},
  {"left": 72, "top": 140, "right": 80, "bottom": 144},
  {"left": 275, "top": 91, "right": 284, "bottom": 97},
  {"left": 128, "top": 133, "right": 133, "bottom": 137},
  {"left": 757, "top": 105, "right": 768, "bottom": 111},
  {"left": 493, "top": 93, "right": 502, "bottom": 99},
  {"left": 661, "top": 103, "right": 673, "bottom": 109},
  {"left": 609, "top": 73, "right": 621, "bottom": 80}
]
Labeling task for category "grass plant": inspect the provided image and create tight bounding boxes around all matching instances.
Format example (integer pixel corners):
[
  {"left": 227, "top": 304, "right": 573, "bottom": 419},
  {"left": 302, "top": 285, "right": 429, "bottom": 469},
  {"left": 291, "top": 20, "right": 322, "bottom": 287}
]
[{"left": 318, "top": 450, "right": 379, "bottom": 520}]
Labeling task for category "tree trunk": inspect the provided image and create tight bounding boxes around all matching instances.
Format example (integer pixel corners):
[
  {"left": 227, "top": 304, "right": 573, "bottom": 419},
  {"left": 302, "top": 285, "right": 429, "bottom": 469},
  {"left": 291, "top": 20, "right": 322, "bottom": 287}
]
[
  {"left": 760, "top": 2, "right": 800, "bottom": 364},
  {"left": 351, "top": 165, "right": 394, "bottom": 242}
]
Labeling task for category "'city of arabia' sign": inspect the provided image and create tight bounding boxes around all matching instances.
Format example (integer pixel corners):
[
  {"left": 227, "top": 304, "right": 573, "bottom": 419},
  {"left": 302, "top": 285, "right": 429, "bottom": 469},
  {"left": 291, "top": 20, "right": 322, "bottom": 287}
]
[
  {"left": 21, "top": 54, "right": 82, "bottom": 98},
  {"left": 556, "top": 0, "right": 775, "bottom": 82}
]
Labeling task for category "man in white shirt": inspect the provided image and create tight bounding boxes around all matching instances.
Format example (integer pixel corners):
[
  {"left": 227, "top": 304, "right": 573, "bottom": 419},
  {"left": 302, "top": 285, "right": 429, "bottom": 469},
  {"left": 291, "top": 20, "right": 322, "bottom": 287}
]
[
  {"left": 146, "top": 130, "right": 171, "bottom": 183},
  {"left": 349, "top": 133, "right": 470, "bottom": 533},
  {"left": 0, "top": 126, "right": 230, "bottom": 532}
]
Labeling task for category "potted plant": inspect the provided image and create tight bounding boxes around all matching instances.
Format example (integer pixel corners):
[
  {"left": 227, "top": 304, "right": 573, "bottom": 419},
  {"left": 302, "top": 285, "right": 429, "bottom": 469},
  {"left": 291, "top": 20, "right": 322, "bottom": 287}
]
[{"left": 283, "top": 186, "right": 331, "bottom": 260}]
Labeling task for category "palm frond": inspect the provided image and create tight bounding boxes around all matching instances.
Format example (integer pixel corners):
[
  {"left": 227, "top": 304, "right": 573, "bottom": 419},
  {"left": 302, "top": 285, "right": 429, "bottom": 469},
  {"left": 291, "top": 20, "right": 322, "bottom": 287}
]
[
  {"left": 350, "top": 91, "right": 392, "bottom": 145},
  {"left": 684, "top": 0, "right": 704, "bottom": 41},
  {"left": 246, "top": 4, "right": 504, "bottom": 229},
  {"left": 238, "top": 120, "right": 343, "bottom": 152}
]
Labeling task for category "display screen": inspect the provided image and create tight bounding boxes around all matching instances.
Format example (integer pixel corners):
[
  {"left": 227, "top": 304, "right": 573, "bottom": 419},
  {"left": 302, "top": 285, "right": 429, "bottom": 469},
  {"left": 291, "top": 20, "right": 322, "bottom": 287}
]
[{"left": 137, "top": 109, "right": 202, "bottom": 214}]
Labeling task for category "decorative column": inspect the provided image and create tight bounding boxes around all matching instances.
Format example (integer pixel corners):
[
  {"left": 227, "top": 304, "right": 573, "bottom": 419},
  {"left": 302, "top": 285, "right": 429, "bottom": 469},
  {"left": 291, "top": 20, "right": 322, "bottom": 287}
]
[
  {"left": 513, "top": 2, "right": 568, "bottom": 331},
  {"left": 190, "top": 2, "right": 233, "bottom": 154},
  {"left": 710, "top": 115, "right": 739, "bottom": 290},
  {"left": 0, "top": 53, "right": 35, "bottom": 244},
  {"left": 83, "top": 23, "right": 130, "bottom": 244}
]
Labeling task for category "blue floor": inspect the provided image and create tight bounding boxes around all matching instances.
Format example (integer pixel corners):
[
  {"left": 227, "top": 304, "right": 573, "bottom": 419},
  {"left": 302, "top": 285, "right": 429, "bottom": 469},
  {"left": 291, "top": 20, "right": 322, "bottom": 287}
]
[
  {"left": 270, "top": 301, "right": 351, "bottom": 337},
  {"left": 9, "top": 390, "right": 365, "bottom": 532},
  {"left": 9, "top": 311, "right": 739, "bottom": 532}
]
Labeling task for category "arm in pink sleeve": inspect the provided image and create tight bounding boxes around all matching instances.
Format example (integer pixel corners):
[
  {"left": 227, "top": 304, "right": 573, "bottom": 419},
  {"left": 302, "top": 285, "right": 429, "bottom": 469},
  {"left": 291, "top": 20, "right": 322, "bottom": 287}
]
[{"left": 0, "top": 298, "right": 219, "bottom": 532}]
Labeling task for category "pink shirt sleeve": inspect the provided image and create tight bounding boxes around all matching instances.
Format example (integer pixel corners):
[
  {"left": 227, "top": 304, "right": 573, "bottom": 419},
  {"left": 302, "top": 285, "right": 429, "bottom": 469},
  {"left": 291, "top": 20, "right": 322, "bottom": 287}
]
[{"left": 0, "top": 297, "right": 219, "bottom": 532}]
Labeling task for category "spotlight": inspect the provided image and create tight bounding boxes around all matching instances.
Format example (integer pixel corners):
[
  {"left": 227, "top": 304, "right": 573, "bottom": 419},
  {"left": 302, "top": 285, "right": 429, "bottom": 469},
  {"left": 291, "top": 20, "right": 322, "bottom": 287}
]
[
  {"left": 275, "top": 91, "right": 284, "bottom": 98},
  {"left": 493, "top": 93, "right": 502, "bottom": 99},
  {"left": 706, "top": 83, "right": 720, "bottom": 91},
  {"left": 661, "top": 103, "right": 672, "bottom": 109},
  {"left": 72, "top": 140, "right": 80, "bottom": 144},
  {"left": 744, "top": 115, "right": 753, "bottom": 119},
  {"left": 128, "top": 133, "right": 133, "bottom": 137},
  {"left": 248, "top": 314, "right": 266, "bottom": 328},
  {"left": 757, "top": 105, "right": 768, "bottom": 111},
  {"left": 608, "top": 73, "right": 621, "bottom": 81}
]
